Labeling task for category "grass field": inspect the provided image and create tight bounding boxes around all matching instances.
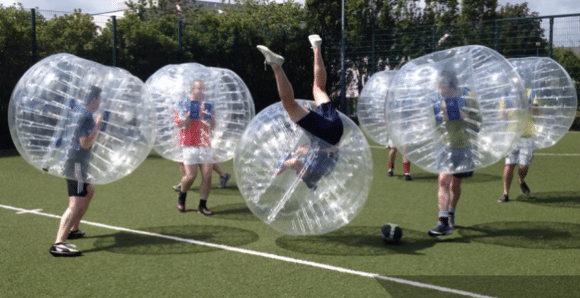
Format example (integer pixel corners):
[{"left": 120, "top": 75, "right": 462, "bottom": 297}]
[{"left": 1, "top": 132, "right": 580, "bottom": 298}]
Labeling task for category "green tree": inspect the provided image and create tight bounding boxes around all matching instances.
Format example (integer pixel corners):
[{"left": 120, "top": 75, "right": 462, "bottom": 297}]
[
  {"left": 0, "top": 4, "right": 40, "bottom": 149},
  {"left": 495, "top": 2, "right": 544, "bottom": 57},
  {"left": 36, "top": 9, "right": 98, "bottom": 58}
]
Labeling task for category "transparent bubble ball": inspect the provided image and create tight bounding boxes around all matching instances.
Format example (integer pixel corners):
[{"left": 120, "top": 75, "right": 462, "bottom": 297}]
[
  {"left": 146, "top": 63, "right": 255, "bottom": 163},
  {"left": 357, "top": 70, "right": 397, "bottom": 145},
  {"left": 8, "top": 53, "right": 157, "bottom": 184},
  {"left": 234, "top": 100, "right": 373, "bottom": 235},
  {"left": 385, "top": 45, "right": 528, "bottom": 174},
  {"left": 507, "top": 57, "right": 578, "bottom": 149}
]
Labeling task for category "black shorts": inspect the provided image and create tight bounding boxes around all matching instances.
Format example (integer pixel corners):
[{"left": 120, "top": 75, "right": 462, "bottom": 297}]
[
  {"left": 67, "top": 179, "right": 90, "bottom": 197},
  {"left": 296, "top": 102, "right": 344, "bottom": 146}
]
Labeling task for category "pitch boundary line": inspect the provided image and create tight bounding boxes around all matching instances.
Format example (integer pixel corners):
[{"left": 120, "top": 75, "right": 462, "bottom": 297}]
[{"left": 0, "top": 203, "right": 496, "bottom": 298}]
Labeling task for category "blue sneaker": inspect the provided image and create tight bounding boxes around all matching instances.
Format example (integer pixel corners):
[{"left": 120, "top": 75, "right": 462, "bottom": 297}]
[{"left": 428, "top": 217, "right": 453, "bottom": 236}]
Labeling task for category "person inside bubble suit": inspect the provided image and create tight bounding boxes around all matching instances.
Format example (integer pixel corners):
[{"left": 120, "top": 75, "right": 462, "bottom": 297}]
[
  {"left": 174, "top": 80, "right": 216, "bottom": 215},
  {"left": 257, "top": 35, "right": 344, "bottom": 191},
  {"left": 50, "top": 86, "right": 104, "bottom": 257},
  {"left": 498, "top": 83, "right": 540, "bottom": 203},
  {"left": 428, "top": 69, "right": 480, "bottom": 237}
]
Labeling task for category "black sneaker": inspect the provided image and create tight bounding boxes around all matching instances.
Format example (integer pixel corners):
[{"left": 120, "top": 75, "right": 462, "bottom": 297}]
[
  {"left": 498, "top": 194, "right": 509, "bottom": 203},
  {"left": 67, "top": 230, "right": 85, "bottom": 240},
  {"left": 197, "top": 207, "right": 214, "bottom": 216},
  {"left": 387, "top": 169, "right": 394, "bottom": 177},
  {"left": 177, "top": 194, "right": 186, "bottom": 212},
  {"left": 428, "top": 217, "right": 453, "bottom": 236},
  {"left": 404, "top": 174, "right": 412, "bottom": 181},
  {"left": 519, "top": 182, "right": 531, "bottom": 197},
  {"left": 50, "top": 242, "right": 82, "bottom": 257}
]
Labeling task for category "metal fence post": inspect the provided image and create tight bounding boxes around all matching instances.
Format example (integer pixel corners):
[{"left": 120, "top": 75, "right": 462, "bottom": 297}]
[
  {"left": 178, "top": 20, "right": 183, "bottom": 63},
  {"left": 549, "top": 17, "right": 554, "bottom": 58},
  {"left": 494, "top": 20, "right": 499, "bottom": 52},
  {"left": 31, "top": 9, "right": 38, "bottom": 64},
  {"left": 112, "top": 16, "right": 117, "bottom": 67},
  {"left": 371, "top": 31, "right": 375, "bottom": 74}
]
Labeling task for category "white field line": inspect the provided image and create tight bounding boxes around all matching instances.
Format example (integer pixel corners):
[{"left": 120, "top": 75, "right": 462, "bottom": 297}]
[{"left": 0, "top": 203, "right": 496, "bottom": 298}]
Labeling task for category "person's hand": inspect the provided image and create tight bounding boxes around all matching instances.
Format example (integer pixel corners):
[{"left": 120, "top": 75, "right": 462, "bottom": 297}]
[{"left": 95, "top": 114, "right": 104, "bottom": 129}]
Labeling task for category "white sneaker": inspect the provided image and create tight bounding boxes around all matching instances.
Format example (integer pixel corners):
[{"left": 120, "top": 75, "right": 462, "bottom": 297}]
[
  {"left": 257, "top": 45, "right": 284, "bottom": 66},
  {"left": 308, "top": 34, "right": 322, "bottom": 48}
]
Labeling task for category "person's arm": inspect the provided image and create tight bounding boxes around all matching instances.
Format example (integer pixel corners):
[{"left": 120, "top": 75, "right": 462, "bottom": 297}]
[{"left": 79, "top": 114, "right": 103, "bottom": 149}]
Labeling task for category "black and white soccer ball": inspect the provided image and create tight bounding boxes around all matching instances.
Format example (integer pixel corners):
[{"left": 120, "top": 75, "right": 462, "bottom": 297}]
[{"left": 381, "top": 223, "right": 402, "bottom": 243}]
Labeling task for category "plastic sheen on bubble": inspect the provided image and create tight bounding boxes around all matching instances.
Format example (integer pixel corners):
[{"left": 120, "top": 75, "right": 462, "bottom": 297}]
[
  {"left": 357, "top": 70, "right": 397, "bottom": 146},
  {"left": 146, "top": 63, "right": 255, "bottom": 164},
  {"left": 8, "top": 53, "right": 157, "bottom": 184},
  {"left": 234, "top": 100, "right": 373, "bottom": 236},
  {"left": 384, "top": 45, "right": 529, "bottom": 174}
]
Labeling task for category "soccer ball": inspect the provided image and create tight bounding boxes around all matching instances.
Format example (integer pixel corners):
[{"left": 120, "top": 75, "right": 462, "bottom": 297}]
[{"left": 381, "top": 223, "right": 402, "bottom": 243}]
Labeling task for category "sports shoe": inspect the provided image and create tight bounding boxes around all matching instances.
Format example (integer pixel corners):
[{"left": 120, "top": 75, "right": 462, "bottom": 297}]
[
  {"left": 387, "top": 169, "right": 394, "bottom": 177},
  {"left": 428, "top": 217, "right": 453, "bottom": 236},
  {"left": 404, "top": 174, "right": 412, "bottom": 181},
  {"left": 172, "top": 184, "right": 181, "bottom": 192},
  {"left": 257, "top": 45, "right": 285, "bottom": 67},
  {"left": 218, "top": 173, "right": 231, "bottom": 189},
  {"left": 448, "top": 212, "right": 455, "bottom": 229},
  {"left": 498, "top": 194, "right": 509, "bottom": 203},
  {"left": 67, "top": 229, "right": 85, "bottom": 240},
  {"left": 308, "top": 34, "right": 322, "bottom": 48},
  {"left": 519, "top": 181, "right": 531, "bottom": 197},
  {"left": 50, "top": 242, "right": 82, "bottom": 257},
  {"left": 197, "top": 207, "right": 214, "bottom": 216},
  {"left": 177, "top": 195, "right": 186, "bottom": 212}
]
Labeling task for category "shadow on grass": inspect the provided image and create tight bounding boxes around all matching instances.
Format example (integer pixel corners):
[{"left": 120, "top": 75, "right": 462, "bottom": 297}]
[
  {"left": 457, "top": 221, "right": 580, "bottom": 249},
  {"left": 394, "top": 173, "right": 501, "bottom": 183},
  {"left": 277, "top": 221, "right": 580, "bottom": 256},
  {"left": 86, "top": 225, "right": 259, "bottom": 255},
  {"left": 275, "top": 226, "right": 463, "bottom": 256},
  {"left": 515, "top": 191, "right": 580, "bottom": 208}
]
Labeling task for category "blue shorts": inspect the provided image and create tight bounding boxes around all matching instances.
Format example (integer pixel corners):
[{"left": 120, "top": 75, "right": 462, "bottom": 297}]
[
  {"left": 296, "top": 102, "right": 344, "bottom": 146},
  {"left": 436, "top": 146, "right": 474, "bottom": 179},
  {"left": 301, "top": 150, "right": 340, "bottom": 187}
]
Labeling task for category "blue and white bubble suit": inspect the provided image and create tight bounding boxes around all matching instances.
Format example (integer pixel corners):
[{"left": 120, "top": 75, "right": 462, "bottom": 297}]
[
  {"left": 8, "top": 53, "right": 157, "bottom": 184},
  {"left": 146, "top": 63, "right": 255, "bottom": 163},
  {"left": 385, "top": 45, "right": 529, "bottom": 174},
  {"left": 508, "top": 57, "right": 578, "bottom": 149},
  {"left": 357, "top": 70, "right": 397, "bottom": 146},
  {"left": 234, "top": 100, "right": 373, "bottom": 235}
]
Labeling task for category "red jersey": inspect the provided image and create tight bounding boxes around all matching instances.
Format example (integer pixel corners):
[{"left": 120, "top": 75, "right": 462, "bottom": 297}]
[{"left": 174, "top": 106, "right": 212, "bottom": 147}]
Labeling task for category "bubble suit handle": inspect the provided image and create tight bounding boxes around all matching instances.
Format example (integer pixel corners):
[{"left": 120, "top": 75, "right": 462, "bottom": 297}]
[
  {"left": 234, "top": 100, "right": 373, "bottom": 235},
  {"left": 8, "top": 53, "right": 157, "bottom": 184},
  {"left": 508, "top": 57, "right": 578, "bottom": 150},
  {"left": 357, "top": 70, "right": 397, "bottom": 146},
  {"left": 385, "top": 45, "right": 529, "bottom": 174}
]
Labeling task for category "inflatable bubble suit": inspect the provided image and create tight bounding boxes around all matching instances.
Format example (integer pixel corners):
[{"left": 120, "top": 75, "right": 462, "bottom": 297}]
[
  {"left": 385, "top": 45, "right": 529, "bottom": 174},
  {"left": 146, "top": 63, "right": 255, "bottom": 163},
  {"left": 357, "top": 70, "right": 397, "bottom": 145},
  {"left": 8, "top": 53, "right": 157, "bottom": 184},
  {"left": 234, "top": 100, "right": 373, "bottom": 235},
  {"left": 507, "top": 57, "right": 578, "bottom": 149}
]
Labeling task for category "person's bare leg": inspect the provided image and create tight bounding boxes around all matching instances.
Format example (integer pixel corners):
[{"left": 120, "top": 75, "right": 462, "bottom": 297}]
[
  {"left": 312, "top": 45, "right": 331, "bottom": 106},
  {"left": 503, "top": 164, "right": 515, "bottom": 196},
  {"left": 270, "top": 63, "right": 309, "bottom": 122},
  {"left": 70, "top": 185, "right": 94, "bottom": 232},
  {"left": 257, "top": 45, "right": 309, "bottom": 123},
  {"left": 55, "top": 195, "right": 91, "bottom": 244}
]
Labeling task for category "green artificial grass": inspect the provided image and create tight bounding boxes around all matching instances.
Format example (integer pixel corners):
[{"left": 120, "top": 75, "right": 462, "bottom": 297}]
[{"left": 1, "top": 132, "right": 579, "bottom": 297}]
